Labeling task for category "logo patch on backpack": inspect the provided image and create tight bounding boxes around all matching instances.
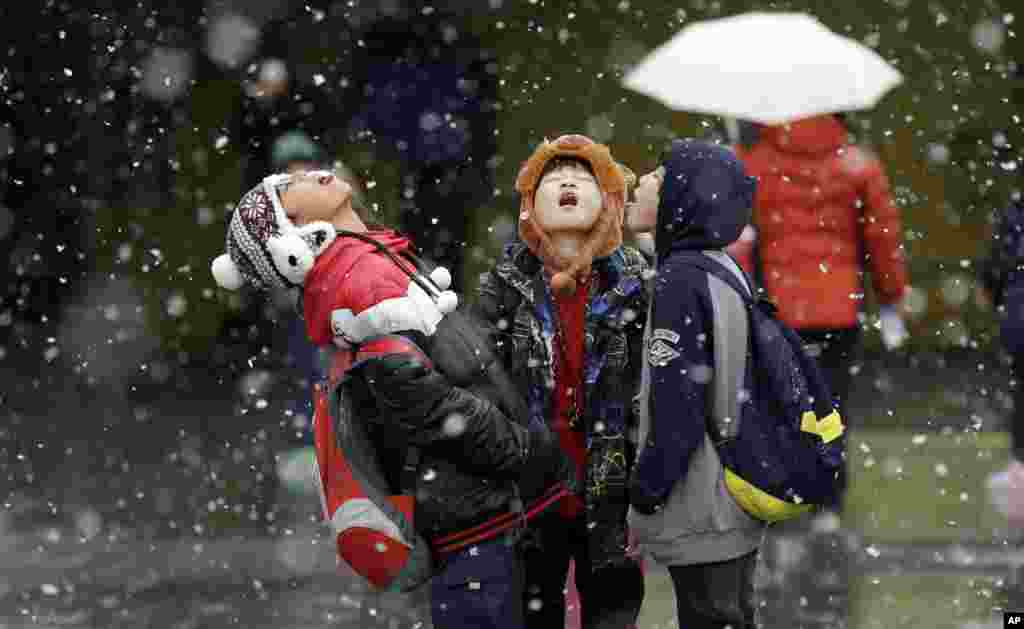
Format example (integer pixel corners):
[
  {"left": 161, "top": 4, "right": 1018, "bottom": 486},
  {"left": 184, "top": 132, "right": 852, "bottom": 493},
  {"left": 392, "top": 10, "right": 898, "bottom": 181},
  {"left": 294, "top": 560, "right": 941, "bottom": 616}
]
[{"left": 648, "top": 329, "right": 681, "bottom": 366}]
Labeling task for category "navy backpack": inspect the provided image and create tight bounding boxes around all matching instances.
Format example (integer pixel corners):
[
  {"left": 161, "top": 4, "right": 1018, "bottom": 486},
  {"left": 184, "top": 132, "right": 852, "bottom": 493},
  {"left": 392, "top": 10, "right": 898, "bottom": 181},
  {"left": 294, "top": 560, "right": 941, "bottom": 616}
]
[{"left": 682, "top": 250, "right": 847, "bottom": 522}]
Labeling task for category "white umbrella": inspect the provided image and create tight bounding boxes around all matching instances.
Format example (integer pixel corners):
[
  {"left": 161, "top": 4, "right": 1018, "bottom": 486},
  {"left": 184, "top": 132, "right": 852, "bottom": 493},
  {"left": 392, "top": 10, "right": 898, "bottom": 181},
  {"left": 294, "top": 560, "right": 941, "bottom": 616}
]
[{"left": 622, "top": 12, "right": 903, "bottom": 125}]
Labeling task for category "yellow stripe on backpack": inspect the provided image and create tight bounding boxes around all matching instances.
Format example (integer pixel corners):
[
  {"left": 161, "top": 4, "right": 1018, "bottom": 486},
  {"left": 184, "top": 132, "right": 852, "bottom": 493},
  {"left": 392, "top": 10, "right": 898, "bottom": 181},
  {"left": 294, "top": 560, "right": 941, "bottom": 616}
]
[
  {"left": 723, "top": 467, "right": 813, "bottom": 522},
  {"left": 721, "top": 410, "right": 846, "bottom": 522},
  {"left": 800, "top": 410, "right": 845, "bottom": 444}
]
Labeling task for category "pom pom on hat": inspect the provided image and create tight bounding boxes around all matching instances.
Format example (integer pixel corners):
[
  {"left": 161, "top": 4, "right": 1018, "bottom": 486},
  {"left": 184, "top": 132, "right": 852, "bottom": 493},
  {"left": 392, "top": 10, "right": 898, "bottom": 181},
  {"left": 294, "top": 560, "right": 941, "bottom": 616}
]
[
  {"left": 436, "top": 290, "right": 459, "bottom": 315},
  {"left": 550, "top": 272, "right": 577, "bottom": 296},
  {"left": 212, "top": 254, "right": 245, "bottom": 291},
  {"left": 429, "top": 266, "right": 452, "bottom": 291}
]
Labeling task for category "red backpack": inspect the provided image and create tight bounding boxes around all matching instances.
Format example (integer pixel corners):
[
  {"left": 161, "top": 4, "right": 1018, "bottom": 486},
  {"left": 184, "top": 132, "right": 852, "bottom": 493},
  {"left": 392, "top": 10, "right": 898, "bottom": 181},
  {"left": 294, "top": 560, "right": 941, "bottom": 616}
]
[{"left": 312, "top": 335, "right": 435, "bottom": 592}]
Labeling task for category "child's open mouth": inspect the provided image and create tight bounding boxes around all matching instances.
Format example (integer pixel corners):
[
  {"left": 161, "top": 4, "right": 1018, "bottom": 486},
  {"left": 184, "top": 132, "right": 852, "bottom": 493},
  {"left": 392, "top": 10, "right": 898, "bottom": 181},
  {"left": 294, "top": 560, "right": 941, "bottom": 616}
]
[{"left": 559, "top": 191, "right": 578, "bottom": 207}]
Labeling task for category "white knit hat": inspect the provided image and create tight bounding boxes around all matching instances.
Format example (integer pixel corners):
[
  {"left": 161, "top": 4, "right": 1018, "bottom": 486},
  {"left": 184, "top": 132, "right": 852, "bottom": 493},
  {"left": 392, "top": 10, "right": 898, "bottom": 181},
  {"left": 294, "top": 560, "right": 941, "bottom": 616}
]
[{"left": 211, "top": 172, "right": 338, "bottom": 291}]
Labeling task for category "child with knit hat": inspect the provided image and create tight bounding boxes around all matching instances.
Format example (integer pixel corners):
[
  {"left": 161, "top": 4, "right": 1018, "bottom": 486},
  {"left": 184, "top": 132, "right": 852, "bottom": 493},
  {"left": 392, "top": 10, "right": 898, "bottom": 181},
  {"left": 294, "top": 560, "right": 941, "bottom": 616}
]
[
  {"left": 472, "top": 134, "right": 648, "bottom": 628},
  {"left": 211, "top": 170, "right": 568, "bottom": 628}
]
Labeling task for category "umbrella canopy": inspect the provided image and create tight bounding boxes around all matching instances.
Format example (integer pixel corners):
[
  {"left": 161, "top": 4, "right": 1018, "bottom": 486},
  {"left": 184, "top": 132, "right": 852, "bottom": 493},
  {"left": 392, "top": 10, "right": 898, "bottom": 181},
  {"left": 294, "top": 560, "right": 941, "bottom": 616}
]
[{"left": 622, "top": 12, "right": 903, "bottom": 125}]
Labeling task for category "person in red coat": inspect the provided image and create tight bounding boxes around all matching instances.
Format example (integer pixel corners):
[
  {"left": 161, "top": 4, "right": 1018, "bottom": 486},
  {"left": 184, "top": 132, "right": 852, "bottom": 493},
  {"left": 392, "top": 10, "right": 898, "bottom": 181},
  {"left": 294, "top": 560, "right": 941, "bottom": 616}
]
[
  {"left": 211, "top": 169, "right": 568, "bottom": 629},
  {"left": 735, "top": 113, "right": 911, "bottom": 628},
  {"left": 735, "top": 114, "right": 911, "bottom": 419}
]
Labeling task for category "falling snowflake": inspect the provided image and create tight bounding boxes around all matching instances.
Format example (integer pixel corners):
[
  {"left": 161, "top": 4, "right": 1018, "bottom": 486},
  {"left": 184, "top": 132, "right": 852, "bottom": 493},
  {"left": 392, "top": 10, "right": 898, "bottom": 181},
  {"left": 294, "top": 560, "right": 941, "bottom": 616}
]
[{"left": 443, "top": 413, "right": 468, "bottom": 437}]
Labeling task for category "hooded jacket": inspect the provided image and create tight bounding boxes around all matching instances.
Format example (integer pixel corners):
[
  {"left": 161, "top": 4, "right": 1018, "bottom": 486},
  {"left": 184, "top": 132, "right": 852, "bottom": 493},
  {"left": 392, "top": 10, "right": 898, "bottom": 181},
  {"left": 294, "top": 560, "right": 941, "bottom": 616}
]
[
  {"left": 736, "top": 115, "right": 908, "bottom": 329},
  {"left": 304, "top": 230, "right": 567, "bottom": 551},
  {"left": 629, "top": 140, "right": 765, "bottom": 566}
]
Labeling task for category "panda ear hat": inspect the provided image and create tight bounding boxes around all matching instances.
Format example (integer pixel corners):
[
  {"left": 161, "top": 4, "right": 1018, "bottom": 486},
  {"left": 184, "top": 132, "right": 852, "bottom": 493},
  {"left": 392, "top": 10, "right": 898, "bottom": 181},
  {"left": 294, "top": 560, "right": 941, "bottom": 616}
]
[
  {"left": 261, "top": 173, "right": 337, "bottom": 286},
  {"left": 209, "top": 171, "right": 338, "bottom": 292}
]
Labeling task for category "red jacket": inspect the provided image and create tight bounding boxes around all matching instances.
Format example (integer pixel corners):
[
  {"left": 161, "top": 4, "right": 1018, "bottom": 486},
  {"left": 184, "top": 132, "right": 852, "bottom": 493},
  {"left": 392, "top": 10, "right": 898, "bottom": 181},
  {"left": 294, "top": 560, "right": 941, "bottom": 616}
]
[
  {"left": 304, "top": 229, "right": 417, "bottom": 350},
  {"left": 736, "top": 116, "right": 908, "bottom": 330}
]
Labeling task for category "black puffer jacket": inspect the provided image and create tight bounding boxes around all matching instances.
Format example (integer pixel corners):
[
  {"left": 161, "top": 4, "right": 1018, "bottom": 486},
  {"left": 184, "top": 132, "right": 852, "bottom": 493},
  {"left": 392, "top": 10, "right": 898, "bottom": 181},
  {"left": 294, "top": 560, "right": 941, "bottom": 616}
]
[{"left": 343, "top": 316, "right": 567, "bottom": 547}]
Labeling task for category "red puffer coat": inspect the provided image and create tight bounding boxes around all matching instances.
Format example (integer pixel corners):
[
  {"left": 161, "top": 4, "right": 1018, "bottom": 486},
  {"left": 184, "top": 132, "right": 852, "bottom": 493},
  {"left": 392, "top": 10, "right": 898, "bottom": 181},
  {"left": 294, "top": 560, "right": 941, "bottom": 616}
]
[{"left": 736, "top": 115, "right": 909, "bottom": 330}]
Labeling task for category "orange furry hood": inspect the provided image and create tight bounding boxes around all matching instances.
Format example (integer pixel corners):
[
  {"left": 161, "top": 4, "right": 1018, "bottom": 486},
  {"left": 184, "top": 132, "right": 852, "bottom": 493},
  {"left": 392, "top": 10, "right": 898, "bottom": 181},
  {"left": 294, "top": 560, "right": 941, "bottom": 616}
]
[{"left": 514, "top": 134, "right": 626, "bottom": 295}]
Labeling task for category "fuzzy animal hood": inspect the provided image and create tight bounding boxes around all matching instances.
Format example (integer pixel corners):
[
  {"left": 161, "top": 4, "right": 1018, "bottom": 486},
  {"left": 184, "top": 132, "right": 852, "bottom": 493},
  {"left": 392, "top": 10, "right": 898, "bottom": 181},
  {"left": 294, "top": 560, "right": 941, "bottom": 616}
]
[{"left": 514, "top": 134, "right": 626, "bottom": 295}]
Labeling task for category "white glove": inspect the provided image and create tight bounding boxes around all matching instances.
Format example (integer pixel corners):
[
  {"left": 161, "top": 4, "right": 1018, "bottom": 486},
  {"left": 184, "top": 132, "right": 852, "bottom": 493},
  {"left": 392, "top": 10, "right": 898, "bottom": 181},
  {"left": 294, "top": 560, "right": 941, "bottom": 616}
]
[{"left": 878, "top": 304, "right": 908, "bottom": 351}]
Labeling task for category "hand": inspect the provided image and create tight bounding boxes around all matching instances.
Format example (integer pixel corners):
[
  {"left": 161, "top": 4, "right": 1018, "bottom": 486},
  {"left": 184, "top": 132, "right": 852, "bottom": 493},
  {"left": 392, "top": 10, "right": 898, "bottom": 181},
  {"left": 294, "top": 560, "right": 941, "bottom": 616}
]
[
  {"left": 878, "top": 304, "right": 909, "bottom": 351},
  {"left": 628, "top": 483, "right": 663, "bottom": 516}
]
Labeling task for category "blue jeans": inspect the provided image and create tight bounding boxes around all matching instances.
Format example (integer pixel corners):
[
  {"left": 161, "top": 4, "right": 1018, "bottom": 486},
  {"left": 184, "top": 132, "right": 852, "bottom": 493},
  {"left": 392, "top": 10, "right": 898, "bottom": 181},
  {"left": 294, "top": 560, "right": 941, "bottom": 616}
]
[{"left": 431, "top": 535, "right": 524, "bottom": 629}]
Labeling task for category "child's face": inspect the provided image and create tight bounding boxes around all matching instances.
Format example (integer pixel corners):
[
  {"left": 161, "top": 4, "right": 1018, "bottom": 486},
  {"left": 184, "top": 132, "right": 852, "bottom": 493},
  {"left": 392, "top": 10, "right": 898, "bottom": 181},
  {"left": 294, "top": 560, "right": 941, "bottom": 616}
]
[
  {"left": 279, "top": 171, "right": 353, "bottom": 226},
  {"left": 626, "top": 166, "right": 663, "bottom": 234},
  {"left": 533, "top": 161, "right": 604, "bottom": 235}
]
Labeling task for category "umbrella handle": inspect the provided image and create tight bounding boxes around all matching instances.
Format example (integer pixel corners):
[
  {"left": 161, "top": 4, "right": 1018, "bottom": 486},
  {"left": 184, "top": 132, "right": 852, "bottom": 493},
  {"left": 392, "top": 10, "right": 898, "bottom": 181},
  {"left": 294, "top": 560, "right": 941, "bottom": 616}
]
[{"left": 723, "top": 117, "right": 741, "bottom": 146}]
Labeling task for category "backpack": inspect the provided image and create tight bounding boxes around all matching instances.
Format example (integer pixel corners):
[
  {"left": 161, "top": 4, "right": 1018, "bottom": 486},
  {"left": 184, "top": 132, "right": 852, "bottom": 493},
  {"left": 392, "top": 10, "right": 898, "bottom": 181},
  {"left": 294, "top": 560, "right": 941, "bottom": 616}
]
[
  {"left": 310, "top": 234, "right": 453, "bottom": 593},
  {"left": 312, "top": 335, "right": 436, "bottom": 592},
  {"left": 680, "top": 250, "right": 847, "bottom": 522}
]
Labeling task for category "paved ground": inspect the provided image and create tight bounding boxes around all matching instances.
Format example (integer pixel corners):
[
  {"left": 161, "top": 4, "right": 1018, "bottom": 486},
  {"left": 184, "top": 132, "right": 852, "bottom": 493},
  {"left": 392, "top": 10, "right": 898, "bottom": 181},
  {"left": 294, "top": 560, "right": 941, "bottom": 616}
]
[
  {"left": 4, "top": 520, "right": 1023, "bottom": 629},
  {"left": 3, "top": 347, "right": 1023, "bottom": 628}
]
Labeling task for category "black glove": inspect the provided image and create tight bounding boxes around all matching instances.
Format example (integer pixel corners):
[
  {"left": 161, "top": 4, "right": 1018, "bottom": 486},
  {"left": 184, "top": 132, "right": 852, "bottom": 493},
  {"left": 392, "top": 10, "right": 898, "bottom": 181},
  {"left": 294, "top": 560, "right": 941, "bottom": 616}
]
[
  {"left": 527, "top": 422, "right": 561, "bottom": 471},
  {"left": 628, "top": 482, "right": 663, "bottom": 516},
  {"left": 517, "top": 422, "right": 572, "bottom": 498}
]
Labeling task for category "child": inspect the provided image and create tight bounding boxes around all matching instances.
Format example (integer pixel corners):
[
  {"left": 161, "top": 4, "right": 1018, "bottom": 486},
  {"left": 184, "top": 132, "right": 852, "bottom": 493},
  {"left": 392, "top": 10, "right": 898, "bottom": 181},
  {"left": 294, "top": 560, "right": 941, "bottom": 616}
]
[
  {"left": 473, "top": 134, "right": 649, "bottom": 628},
  {"left": 211, "top": 169, "right": 567, "bottom": 629},
  {"left": 626, "top": 140, "right": 765, "bottom": 629}
]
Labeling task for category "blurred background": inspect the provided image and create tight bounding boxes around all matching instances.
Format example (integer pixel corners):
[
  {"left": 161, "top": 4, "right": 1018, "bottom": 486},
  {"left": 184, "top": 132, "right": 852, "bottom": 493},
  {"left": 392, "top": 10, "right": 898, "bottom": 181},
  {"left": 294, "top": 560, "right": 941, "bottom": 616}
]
[{"left": 1, "top": 0, "right": 1023, "bottom": 627}]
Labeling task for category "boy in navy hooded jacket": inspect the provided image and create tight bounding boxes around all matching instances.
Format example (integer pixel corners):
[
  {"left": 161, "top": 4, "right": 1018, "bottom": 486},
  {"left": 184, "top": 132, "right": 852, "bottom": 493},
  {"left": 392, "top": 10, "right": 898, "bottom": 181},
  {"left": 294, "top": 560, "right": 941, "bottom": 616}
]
[{"left": 625, "top": 140, "right": 765, "bottom": 629}]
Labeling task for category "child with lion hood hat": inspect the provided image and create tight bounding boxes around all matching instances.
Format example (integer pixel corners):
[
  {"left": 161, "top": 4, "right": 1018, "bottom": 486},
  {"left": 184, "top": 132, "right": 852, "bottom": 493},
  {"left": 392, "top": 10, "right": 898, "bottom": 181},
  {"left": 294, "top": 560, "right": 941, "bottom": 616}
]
[{"left": 472, "top": 134, "right": 649, "bottom": 628}]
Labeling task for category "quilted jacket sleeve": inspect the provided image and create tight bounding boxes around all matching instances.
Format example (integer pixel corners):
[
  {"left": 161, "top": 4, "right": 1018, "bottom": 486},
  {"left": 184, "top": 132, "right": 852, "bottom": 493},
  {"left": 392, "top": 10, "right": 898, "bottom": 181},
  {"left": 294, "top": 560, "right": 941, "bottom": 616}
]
[
  {"left": 630, "top": 263, "right": 712, "bottom": 513},
  {"left": 858, "top": 149, "right": 909, "bottom": 307},
  {"left": 355, "top": 353, "right": 558, "bottom": 482}
]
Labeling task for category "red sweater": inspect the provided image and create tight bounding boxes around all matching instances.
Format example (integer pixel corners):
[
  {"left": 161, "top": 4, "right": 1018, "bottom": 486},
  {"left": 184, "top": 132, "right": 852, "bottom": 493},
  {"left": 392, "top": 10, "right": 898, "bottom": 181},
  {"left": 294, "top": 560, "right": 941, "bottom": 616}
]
[{"left": 554, "top": 280, "right": 588, "bottom": 517}]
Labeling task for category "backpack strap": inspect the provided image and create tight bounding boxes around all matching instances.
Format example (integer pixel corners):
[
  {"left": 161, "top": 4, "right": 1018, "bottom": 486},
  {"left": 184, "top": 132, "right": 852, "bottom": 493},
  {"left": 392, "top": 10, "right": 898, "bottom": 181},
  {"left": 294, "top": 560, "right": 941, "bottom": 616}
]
[
  {"left": 336, "top": 230, "right": 446, "bottom": 300},
  {"left": 703, "top": 249, "right": 754, "bottom": 298},
  {"left": 704, "top": 251, "right": 750, "bottom": 443},
  {"left": 673, "top": 251, "right": 753, "bottom": 442}
]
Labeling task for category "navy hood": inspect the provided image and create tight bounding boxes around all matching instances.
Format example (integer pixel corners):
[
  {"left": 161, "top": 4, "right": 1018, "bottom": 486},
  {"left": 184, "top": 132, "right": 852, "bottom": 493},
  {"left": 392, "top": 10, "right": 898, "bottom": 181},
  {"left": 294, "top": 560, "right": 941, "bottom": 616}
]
[{"left": 654, "top": 140, "right": 756, "bottom": 258}]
